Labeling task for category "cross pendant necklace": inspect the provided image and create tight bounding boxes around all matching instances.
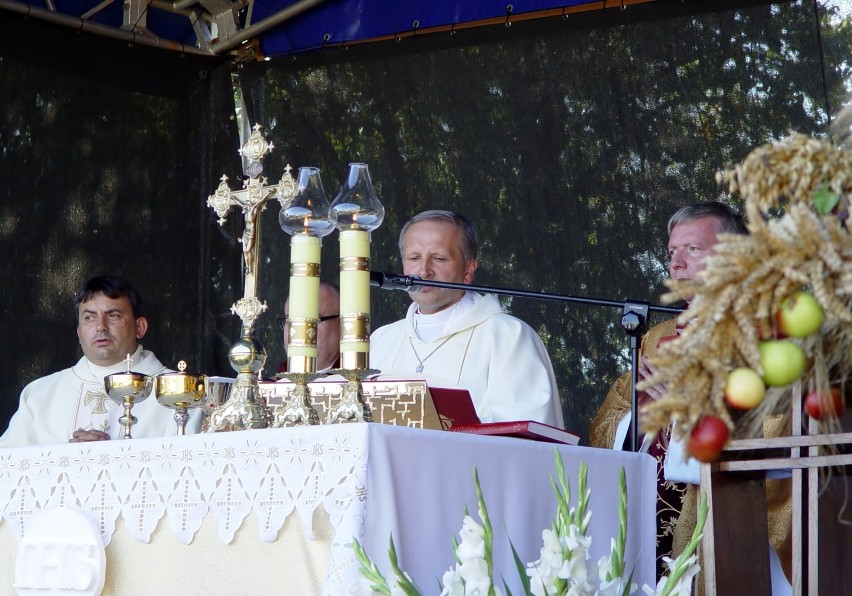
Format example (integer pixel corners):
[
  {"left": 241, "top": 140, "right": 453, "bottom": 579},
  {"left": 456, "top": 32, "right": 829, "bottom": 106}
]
[{"left": 409, "top": 335, "right": 454, "bottom": 373}]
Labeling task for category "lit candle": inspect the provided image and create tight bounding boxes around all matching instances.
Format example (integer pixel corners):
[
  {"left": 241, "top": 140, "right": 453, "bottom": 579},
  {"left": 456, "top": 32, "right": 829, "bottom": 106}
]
[
  {"left": 280, "top": 167, "right": 334, "bottom": 375},
  {"left": 329, "top": 163, "right": 384, "bottom": 370}
]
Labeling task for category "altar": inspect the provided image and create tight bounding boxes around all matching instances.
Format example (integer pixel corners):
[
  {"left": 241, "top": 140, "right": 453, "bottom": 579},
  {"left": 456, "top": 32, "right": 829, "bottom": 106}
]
[{"left": 0, "top": 424, "right": 656, "bottom": 594}]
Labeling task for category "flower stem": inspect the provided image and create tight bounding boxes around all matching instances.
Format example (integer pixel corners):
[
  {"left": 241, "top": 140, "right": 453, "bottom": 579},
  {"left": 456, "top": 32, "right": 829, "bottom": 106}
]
[{"left": 660, "top": 492, "right": 709, "bottom": 596}]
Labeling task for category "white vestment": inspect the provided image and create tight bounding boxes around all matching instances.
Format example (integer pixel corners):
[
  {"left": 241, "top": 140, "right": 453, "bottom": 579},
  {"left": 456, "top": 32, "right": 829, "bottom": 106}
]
[
  {"left": 0, "top": 345, "right": 201, "bottom": 448},
  {"left": 370, "top": 293, "right": 564, "bottom": 427}
]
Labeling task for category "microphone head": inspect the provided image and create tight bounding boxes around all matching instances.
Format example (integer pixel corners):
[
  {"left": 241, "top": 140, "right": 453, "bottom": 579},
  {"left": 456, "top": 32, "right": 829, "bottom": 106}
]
[
  {"left": 369, "top": 271, "right": 421, "bottom": 292},
  {"left": 405, "top": 275, "right": 421, "bottom": 293}
]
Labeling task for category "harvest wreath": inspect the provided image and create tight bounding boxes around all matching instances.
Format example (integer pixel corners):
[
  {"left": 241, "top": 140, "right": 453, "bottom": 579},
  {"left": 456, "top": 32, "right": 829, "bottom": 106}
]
[{"left": 640, "top": 133, "right": 852, "bottom": 461}]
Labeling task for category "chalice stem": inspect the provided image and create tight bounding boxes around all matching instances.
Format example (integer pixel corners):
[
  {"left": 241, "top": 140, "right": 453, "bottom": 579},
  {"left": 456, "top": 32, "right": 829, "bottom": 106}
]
[
  {"left": 174, "top": 408, "right": 190, "bottom": 435},
  {"left": 119, "top": 398, "right": 137, "bottom": 439}
]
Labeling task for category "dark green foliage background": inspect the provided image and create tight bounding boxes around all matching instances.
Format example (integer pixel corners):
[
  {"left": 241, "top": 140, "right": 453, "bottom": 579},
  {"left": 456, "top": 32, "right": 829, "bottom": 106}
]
[
  {"left": 0, "top": 1, "right": 850, "bottom": 442},
  {"left": 240, "top": 0, "right": 852, "bottom": 437}
]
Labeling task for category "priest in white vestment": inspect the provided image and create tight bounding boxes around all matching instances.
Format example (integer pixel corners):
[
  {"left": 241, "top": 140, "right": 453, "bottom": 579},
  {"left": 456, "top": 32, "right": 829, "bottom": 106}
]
[
  {"left": 370, "top": 210, "right": 564, "bottom": 428},
  {"left": 0, "top": 275, "right": 200, "bottom": 448}
]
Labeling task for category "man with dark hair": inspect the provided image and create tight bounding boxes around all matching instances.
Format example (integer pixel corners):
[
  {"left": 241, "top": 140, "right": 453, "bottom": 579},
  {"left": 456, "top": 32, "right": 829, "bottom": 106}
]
[
  {"left": 0, "top": 275, "right": 199, "bottom": 447},
  {"left": 370, "top": 209, "right": 564, "bottom": 427}
]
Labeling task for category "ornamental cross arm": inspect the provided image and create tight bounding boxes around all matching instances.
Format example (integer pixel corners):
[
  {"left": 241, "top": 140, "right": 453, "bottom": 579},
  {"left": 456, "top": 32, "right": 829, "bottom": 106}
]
[{"left": 231, "top": 297, "right": 268, "bottom": 332}]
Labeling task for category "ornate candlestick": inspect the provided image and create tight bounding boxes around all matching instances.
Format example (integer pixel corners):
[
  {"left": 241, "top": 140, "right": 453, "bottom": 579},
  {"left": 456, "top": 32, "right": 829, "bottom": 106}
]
[
  {"left": 275, "top": 166, "right": 335, "bottom": 426},
  {"left": 104, "top": 354, "right": 153, "bottom": 439},
  {"left": 328, "top": 163, "right": 385, "bottom": 423},
  {"left": 205, "top": 124, "right": 296, "bottom": 432}
]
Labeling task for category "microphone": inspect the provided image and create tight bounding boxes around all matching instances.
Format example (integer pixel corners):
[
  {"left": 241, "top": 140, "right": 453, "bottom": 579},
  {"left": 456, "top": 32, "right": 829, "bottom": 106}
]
[{"left": 369, "top": 271, "right": 421, "bottom": 293}]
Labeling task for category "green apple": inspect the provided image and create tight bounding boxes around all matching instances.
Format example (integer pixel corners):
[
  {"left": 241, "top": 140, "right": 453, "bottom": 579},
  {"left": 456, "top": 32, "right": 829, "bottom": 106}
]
[
  {"left": 758, "top": 340, "right": 806, "bottom": 387},
  {"left": 724, "top": 367, "right": 766, "bottom": 409},
  {"left": 776, "top": 291, "right": 824, "bottom": 338}
]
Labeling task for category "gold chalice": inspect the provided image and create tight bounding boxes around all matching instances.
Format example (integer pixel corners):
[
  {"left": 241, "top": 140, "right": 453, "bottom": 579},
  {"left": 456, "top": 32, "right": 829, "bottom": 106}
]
[
  {"left": 155, "top": 360, "right": 207, "bottom": 435},
  {"left": 104, "top": 354, "right": 153, "bottom": 439}
]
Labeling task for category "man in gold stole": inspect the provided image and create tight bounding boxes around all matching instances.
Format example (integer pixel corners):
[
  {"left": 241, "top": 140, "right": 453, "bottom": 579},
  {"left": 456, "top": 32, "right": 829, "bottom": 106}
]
[{"left": 589, "top": 202, "right": 792, "bottom": 590}]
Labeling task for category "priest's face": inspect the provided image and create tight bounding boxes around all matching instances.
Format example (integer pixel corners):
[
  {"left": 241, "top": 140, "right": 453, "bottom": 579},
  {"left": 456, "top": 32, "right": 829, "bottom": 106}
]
[
  {"left": 401, "top": 220, "right": 477, "bottom": 314},
  {"left": 668, "top": 216, "right": 722, "bottom": 281},
  {"left": 77, "top": 293, "right": 148, "bottom": 366},
  {"left": 668, "top": 216, "right": 722, "bottom": 301}
]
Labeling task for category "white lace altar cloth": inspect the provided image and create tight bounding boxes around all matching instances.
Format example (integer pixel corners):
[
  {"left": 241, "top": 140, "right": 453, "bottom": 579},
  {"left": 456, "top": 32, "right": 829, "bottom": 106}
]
[
  {"left": 0, "top": 424, "right": 368, "bottom": 594},
  {"left": 0, "top": 424, "right": 658, "bottom": 594}
]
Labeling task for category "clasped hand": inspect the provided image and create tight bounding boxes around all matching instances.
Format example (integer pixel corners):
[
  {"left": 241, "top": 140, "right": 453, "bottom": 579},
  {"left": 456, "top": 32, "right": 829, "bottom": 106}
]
[
  {"left": 70, "top": 428, "right": 111, "bottom": 443},
  {"left": 637, "top": 356, "right": 667, "bottom": 407}
]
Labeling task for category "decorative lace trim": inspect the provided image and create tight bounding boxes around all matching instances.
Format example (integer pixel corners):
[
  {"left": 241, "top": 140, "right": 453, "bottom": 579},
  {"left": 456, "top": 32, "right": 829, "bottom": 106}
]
[{"left": 0, "top": 425, "right": 368, "bottom": 592}]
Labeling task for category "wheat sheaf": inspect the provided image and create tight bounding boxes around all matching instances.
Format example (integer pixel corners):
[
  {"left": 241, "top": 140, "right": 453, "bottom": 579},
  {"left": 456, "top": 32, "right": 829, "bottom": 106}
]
[{"left": 640, "top": 132, "right": 852, "bottom": 444}]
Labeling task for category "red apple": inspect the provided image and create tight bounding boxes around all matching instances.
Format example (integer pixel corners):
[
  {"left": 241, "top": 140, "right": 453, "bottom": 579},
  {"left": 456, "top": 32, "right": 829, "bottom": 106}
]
[
  {"left": 804, "top": 388, "right": 844, "bottom": 419},
  {"left": 776, "top": 291, "right": 824, "bottom": 338},
  {"left": 724, "top": 368, "right": 766, "bottom": 410},
  {"left": 758, "top": 340, "right": 806, "bottom": 387},
  {"left": 687, "top": 415, "right": 730, "bottom": 463}
]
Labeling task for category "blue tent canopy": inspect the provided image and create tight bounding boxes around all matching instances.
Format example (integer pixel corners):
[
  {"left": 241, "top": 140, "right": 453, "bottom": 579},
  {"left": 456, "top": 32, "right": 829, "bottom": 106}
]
[{"left": 0, "top": 0, "right": 630, "bottom": 59}]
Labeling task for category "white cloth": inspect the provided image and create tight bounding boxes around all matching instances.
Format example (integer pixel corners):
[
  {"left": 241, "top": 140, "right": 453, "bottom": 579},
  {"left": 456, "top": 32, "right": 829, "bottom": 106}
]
[
  {"left": 0, "top": 346, "right": 201, "bottom": 448},
  {"left": 614, "top": 414, "right": 700, "bottom": 483},
  {"left": 0, "top": 424, "right": 658, "bottom": 594},
  {"left": 370, "top": 293, "right": 564, "bottom": 427}
]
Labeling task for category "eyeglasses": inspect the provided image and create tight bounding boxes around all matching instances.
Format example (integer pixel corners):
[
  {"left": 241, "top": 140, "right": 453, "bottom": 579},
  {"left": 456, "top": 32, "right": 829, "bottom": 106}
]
[{"left": 278, "top": 315, "right": 339, "bottom": 329}]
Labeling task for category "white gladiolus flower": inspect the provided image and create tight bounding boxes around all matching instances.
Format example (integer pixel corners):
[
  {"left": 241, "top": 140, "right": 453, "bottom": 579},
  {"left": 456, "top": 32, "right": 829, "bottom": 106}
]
[
  {"left": 457, "top": 516, "right": 487, "bottom": 560},
  {"left": 354, "top": 458, "right": 706, "bottom": 596},
  {"left": 642, "top": 555, "right": 699, "bottom": 596},
  {"left": 598, "top": 576, "right": 637, "bottom": 596},
  {"left": 441, "top": 568, "right": 464, "bottom": 595},
  {"left": 460, "top": 556, "right": 491, "bottom": 595},
  {"left": 526, "top": 527, "right": 564, "bottom": 595}
]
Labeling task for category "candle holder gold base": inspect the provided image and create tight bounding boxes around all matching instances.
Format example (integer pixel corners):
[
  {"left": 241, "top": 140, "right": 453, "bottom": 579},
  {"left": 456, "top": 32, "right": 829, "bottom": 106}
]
[
  {"left": 271, "top": 371, "right": 327, "bottom": 427},
  {"left": 326, "top": 368, "right": 377, "bottom": 423},
  {"left": 207, "top": 371, "right": 271, "bottom": 431},
  {"left": 207, "top": 334, "right": 272, "bottom": 432}
]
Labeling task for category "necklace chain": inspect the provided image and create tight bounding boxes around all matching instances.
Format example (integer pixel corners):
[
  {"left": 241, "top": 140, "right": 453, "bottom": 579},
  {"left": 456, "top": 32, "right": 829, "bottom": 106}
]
[{"left": 409, "top": 335, "right": 454, "bottom": 373}]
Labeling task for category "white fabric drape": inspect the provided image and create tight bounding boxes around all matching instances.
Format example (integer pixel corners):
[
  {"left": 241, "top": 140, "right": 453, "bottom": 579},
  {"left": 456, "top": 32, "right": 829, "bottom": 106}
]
[{"left": 0, "top": 425, "right": 655, "bottom": 594}]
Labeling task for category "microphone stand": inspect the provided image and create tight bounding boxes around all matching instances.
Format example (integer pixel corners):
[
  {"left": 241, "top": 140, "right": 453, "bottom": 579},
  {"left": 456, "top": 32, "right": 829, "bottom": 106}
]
[{"left": 374, "top": 273, "right": 684, "bottom": 452}]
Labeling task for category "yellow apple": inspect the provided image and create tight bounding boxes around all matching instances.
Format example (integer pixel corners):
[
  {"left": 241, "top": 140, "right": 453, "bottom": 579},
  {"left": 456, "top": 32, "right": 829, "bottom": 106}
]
[
  {"left": 724, "top": 368, "right": 766, "bottom": 409},
  {"left": 777, "top": 291, "right": 824, "bottom": 338},
  {"left": 758, "top": 340, "right": 806, "bottom": 387}
]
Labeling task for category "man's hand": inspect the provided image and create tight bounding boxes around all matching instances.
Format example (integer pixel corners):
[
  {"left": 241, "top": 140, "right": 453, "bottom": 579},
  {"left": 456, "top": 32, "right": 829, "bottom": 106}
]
[
  {"left": 637, "top": 356, "right": 667, "bottom": 407},
  {"left": 70, "top": 428, "right": 111, "bottom": 443}
]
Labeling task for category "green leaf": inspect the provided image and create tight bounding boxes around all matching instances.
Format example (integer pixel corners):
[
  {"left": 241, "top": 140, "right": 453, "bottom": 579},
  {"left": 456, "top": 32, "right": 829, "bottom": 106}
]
[
  {"left": 473, "top": 467, "right": 497, "bottom": 596},
  {"left": 388, "top": 535, "right": 424, "bottom": 596},
  {"left": 508, "top": 538, "right": 532, "bottom": 595},
  {"left": 353, "top": 537, "right": 393, "bottom": 595},
  {"left": 659, "top": 492, "right": 709, "bottom": 596},
  {"left": 610, "top": 467, "right": 628, "bottom": 579},
  {"left": 813, "top": 186, "right": 840, "bottom": 214}
]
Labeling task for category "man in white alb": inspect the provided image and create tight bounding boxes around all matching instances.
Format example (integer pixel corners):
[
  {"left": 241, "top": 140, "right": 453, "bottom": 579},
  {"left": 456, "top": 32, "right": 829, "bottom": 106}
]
[
  {"left": 0, "top": 275, "right": 200, "bottom": 447},
  {"left": 370, "top": 210, "right": 564, "bottom": 427}
]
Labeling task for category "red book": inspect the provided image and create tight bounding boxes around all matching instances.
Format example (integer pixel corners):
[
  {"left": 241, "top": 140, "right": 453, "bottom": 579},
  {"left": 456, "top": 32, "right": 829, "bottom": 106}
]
[{"left": 449, "top": 420, "right": 580, "bottom": 445}]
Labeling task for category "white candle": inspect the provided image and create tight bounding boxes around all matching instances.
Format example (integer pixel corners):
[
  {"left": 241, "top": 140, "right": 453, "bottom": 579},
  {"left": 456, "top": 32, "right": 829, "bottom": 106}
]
[
  {"left": 339, "top": 229, "right": 371, "bottom": 367},
  {"left": 287, "top": 234, "right": 321, "bottom": 370}
]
